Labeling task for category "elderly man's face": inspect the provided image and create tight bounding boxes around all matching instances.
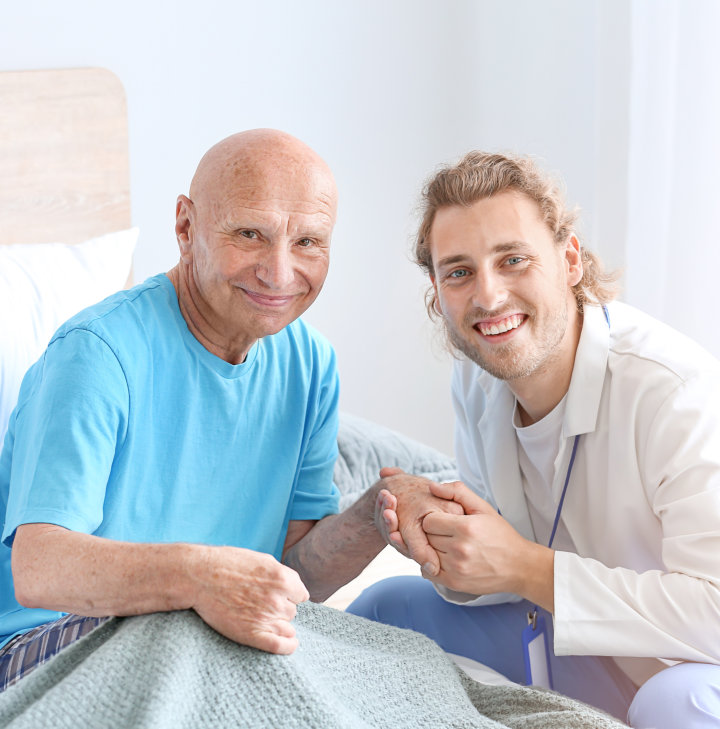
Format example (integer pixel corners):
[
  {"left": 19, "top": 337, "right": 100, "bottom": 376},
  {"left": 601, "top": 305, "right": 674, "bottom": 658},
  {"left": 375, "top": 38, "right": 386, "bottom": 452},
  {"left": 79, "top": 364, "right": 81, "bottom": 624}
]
[
  {"left": 178, "top": 160, "right": 336, "bottom": 349},
  {"left": 429, "top": 191, "right": 581, "bottom": 384}
]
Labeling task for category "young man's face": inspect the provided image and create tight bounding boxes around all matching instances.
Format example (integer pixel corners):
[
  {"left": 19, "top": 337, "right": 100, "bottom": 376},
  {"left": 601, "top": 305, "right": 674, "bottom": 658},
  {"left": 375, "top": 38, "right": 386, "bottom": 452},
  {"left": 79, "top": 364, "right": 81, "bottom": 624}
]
[{"left": 429, "top": 190, "right": 582, "bottom": 385}]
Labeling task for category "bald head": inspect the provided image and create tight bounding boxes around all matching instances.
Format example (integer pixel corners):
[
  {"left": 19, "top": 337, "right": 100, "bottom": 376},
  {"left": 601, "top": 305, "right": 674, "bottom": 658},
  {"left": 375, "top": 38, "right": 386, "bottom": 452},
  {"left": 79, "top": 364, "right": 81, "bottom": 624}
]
[{"left": 189, "top": 129, "right": 337, "bottom": 220}]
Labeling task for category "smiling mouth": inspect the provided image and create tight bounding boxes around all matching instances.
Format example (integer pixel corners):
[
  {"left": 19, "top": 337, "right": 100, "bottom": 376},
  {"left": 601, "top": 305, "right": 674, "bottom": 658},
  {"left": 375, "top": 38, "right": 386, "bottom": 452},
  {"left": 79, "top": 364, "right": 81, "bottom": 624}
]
[
  {"left": 475, "top": 313, "right": 526, "bottom": 336},
  {"left": 242, "top": 289, "right": 297, "bottom": 307}
]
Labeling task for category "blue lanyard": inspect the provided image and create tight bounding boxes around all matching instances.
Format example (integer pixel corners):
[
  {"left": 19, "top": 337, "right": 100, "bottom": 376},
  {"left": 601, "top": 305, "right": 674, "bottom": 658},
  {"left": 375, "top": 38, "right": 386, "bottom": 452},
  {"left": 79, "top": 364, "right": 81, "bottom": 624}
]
[{"left": 547, "top": 434, "right": 580, "bottom": 550}]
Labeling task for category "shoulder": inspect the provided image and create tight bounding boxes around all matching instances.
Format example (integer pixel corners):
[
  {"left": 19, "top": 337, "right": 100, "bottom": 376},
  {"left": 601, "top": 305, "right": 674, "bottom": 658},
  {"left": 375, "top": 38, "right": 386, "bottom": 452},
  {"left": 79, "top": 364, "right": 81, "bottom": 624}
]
[
  {"left": 606, "top": 301, "right": 720, "bottom": 384},
  {"left": 52, "top": 274, "right": 171, "bottom": 335},
  {"left": 48, "top": 274, "right": 175, "bottom": 353}
]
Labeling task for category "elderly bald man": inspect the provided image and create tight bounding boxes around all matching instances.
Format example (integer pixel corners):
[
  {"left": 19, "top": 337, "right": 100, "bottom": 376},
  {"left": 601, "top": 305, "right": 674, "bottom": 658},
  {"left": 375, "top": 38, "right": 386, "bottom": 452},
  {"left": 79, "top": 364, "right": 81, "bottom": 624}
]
[{"left": 0, "top": 130, "right": 389, "bottom": 690}]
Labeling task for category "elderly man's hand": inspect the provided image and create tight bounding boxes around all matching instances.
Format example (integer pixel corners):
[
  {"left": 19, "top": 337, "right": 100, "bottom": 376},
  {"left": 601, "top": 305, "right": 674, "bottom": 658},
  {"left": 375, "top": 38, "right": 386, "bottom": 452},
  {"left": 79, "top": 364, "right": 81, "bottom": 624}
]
[
  {"left": 374, "top": 467, "right": 465, "bottom": 577},
  {"left": 191, "top": 546, "right": 309, "bottom": 655}
]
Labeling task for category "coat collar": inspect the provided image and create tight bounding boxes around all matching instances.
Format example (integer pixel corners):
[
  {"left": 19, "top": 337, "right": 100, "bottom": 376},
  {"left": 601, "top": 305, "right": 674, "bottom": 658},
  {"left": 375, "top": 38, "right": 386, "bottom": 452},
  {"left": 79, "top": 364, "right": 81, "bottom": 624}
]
[
  {"left": 563, "top": 304, "right": 610, "bottom": 438},
  {"left": 475, "top": 380, "right": 534, "bottom": 540}
]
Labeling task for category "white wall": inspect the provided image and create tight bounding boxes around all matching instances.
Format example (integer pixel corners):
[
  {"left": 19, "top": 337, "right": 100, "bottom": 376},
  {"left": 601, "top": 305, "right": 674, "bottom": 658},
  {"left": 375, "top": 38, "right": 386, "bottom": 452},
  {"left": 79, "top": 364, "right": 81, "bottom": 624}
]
[{"left": 1, "top": 0, "right": 633, "bottom": 456}]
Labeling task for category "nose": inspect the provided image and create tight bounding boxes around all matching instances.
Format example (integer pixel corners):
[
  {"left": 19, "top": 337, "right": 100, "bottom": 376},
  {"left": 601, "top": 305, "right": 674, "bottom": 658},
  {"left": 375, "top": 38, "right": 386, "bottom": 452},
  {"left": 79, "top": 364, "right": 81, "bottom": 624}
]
[
  {"left": 471, "top": 268, "right": 508, "bottom": 312},
  {"left": 255, "top": 245, "right": 295, "bottom": 290}
]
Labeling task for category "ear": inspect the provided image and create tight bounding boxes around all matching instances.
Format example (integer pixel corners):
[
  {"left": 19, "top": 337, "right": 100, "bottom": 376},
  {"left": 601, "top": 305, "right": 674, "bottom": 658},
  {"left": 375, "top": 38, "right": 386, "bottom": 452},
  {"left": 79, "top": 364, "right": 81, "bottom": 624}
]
[
  {"left": 564, "top": 234, "right": 583, "bottom": 287},
  {"left": 175, "top": 195, "right": 194, "bottom": 264}
]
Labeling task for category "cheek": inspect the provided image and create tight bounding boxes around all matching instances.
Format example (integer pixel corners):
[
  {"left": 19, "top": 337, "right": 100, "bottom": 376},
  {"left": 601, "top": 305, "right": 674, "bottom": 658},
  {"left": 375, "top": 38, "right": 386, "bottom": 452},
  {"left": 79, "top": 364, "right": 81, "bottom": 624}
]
[
  {"left": 436, "top": 284, "right": 466, "bottom": 312},
  {"left": 302, "top": 255, "right": 330, "bottom": 289},
  {"left": 213, "top": 249, "right": 254, "bottom": 281}
]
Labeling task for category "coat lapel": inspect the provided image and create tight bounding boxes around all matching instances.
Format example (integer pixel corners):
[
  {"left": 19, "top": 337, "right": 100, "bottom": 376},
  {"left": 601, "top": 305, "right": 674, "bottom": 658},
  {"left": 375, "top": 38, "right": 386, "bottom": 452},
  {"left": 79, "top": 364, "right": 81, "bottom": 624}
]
[{"left": 476, "top": 380, "right": 536, "bottom": 541}]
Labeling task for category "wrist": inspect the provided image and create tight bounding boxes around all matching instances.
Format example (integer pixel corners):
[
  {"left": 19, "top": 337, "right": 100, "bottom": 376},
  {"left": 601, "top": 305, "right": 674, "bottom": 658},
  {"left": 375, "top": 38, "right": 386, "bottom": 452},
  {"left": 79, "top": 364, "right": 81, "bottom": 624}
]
[
  {"left": 175, "top": 542, "right": 213, "bottom": 611},
  {"left": 517, "top": 542, "right": 555, "bottom": 613}
]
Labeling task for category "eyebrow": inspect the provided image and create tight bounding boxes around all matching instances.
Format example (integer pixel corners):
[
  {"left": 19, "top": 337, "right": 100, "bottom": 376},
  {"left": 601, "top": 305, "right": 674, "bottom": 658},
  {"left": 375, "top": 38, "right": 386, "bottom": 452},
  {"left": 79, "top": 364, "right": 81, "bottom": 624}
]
[
  {"left": 435, "top": 254, "right": 471, "bottom": 270},
  {"left": 435, "top": 241, "right": 532, "bottom": 270}
]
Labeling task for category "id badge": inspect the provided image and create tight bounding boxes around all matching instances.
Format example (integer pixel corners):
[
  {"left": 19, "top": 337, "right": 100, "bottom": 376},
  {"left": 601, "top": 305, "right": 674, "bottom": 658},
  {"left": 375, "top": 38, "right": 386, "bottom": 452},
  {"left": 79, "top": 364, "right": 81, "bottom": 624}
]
[{"left": 521, "top": 611, "right": 553, "bottom": 690}]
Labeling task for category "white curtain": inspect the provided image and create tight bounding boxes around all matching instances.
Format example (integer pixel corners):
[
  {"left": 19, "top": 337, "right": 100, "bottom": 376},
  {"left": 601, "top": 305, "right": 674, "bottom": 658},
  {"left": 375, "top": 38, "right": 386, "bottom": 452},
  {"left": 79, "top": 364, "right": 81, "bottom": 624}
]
[{"left": 625, "top": 0, "right": 720, "bottom": 357}]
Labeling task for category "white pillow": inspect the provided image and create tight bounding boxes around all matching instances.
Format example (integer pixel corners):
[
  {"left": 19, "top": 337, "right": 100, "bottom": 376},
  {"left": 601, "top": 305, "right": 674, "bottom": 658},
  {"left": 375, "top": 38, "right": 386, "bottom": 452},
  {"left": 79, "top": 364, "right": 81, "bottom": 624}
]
[{"left": 0, "top": 228, "right": 139, "bottom": 445}]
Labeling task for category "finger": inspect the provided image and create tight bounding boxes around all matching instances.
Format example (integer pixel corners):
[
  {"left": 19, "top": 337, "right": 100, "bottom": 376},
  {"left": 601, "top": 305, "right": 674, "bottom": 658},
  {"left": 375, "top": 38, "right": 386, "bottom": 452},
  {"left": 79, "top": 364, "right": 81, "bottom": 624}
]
[
  {"left": 400, "top": 522, "right": 441, "bottom": 577},
  {"left": 374, "top": 494, "right": 398, "bottom": 546},
  {"left": 425, "top": 533, "right": 453, "bottom": 553},
  {"left": 388, "top": 530, "right": 410, "bottom": 557},
  {"left": 284, "top": 570, "right": 310, "bottom": 604},
  {"left": 388, "top": 532, "right": 412, "bottom": 559},
  {"left": 428, "top": 481, "right": 493, "bottom": 515},
  {"left": 379, "top": 466, "right": 405, "bottom": 478},
  {"left": 272, "top": 618, "right": 297, "bottom": 638},
  {"left": 252, "top": 627, "right": 299, "bottom": 655},
  {"left": 422, "top": 511, "right": 459, "bottom": 537},
  {"left": 382, "top": 507, "right": 399, "bottom": 533},
  {"left": 379, "top": 488, "right": 398, "bottom": 511}
]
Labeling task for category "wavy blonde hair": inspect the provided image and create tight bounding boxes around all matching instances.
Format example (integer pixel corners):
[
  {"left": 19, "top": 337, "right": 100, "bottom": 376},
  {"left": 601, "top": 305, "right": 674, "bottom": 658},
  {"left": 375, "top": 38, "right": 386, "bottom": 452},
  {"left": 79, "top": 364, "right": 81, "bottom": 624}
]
[{"left": 414, "top": 151, "right": 619, "bottom": 317}]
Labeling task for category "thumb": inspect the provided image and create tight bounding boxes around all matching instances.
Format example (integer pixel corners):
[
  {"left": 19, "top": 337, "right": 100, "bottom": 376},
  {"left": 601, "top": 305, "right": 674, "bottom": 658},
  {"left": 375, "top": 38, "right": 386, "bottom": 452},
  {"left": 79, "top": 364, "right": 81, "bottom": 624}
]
[
  {"left": 379, "top": 466, "right": 405, "bottom": 478},
  {"left": 428, "top": 480, "right": 493, "bottom": 515}
]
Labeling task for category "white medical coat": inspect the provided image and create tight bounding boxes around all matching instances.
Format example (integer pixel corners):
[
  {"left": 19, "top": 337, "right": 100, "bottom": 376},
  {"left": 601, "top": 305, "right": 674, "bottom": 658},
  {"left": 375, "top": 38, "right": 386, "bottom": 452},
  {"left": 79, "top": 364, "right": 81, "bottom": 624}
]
[{"left": 440, "top": 302, "right": 720, "bottom": 685}]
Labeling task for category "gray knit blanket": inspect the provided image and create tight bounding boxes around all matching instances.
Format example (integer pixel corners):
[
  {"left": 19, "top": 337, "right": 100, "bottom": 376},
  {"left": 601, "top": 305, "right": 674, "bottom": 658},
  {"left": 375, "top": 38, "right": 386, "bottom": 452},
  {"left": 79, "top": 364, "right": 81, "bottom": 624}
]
[{"left": 0, "top": 603, "right": 628, "bottom": 728}]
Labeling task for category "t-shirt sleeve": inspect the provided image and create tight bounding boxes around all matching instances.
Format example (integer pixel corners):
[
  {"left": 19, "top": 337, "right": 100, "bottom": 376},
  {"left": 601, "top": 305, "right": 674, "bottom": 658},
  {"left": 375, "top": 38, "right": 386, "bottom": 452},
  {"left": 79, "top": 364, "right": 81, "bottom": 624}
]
[
  {"left": 2, "top": 328, "right": 129, "bottom": 546},
  {"left": 288, "top": 341, "right": 340, "bottom": 521}
]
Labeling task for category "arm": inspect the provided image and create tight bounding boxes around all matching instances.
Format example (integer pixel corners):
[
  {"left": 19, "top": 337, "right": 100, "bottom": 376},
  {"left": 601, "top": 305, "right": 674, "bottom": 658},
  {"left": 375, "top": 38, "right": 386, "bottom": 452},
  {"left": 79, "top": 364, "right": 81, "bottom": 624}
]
[
  {"left": 281, "top": 484, "right": 386, "bottom": 602},
  {"left": 553, "top": 375, "right": 720, "bottom": 662},
  {"left": 12, "top": 523, "right": 309, "bottom": 654}
]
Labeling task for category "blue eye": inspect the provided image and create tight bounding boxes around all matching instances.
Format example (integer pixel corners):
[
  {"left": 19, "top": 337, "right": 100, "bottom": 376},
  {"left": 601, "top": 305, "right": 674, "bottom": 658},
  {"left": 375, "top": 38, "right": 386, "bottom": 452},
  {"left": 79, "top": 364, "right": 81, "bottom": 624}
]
[
  {"left": 449, "top": 269, "right": 469, "bottom": 279},
  {"left": 507, "top": 256, "right": 524, "bottom": 265}
]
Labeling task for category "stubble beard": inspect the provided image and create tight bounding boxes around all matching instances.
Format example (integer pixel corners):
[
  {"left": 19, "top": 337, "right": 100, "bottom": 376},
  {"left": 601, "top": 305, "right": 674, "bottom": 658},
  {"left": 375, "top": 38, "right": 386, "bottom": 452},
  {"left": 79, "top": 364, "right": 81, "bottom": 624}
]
[{"left": 445, "top": 301, "right": 569, "bottom": 383}]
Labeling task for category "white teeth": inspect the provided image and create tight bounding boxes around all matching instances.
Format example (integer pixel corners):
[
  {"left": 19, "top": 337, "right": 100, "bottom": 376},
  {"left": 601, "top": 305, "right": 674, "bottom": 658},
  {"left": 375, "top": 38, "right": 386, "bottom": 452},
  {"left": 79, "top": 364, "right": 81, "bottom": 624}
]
[{"left": 479, "top": 315, "right": 523, "bottom": 336}]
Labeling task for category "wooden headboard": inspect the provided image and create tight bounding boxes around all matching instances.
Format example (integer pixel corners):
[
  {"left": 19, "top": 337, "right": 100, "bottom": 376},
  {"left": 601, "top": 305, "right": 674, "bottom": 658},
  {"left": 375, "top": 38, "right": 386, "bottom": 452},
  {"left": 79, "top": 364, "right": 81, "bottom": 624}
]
[{"left": 0, "top": 67, "right": 131, "bottom": 247}]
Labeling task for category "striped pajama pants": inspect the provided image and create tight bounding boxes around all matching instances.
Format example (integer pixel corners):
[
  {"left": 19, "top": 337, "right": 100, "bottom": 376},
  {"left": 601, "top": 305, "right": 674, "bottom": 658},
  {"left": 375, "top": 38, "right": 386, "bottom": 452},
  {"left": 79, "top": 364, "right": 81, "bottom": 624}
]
[{"left": 0, "top": 614, "right": 110, "bottom": 692}]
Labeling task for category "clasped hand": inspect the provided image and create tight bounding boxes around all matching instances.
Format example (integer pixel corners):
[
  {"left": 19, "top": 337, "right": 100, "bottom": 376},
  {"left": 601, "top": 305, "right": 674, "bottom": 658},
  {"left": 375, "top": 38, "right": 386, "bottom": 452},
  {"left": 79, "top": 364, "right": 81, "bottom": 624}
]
[{"left": 375, "top": 468, "right": 534, "bottom": 597}]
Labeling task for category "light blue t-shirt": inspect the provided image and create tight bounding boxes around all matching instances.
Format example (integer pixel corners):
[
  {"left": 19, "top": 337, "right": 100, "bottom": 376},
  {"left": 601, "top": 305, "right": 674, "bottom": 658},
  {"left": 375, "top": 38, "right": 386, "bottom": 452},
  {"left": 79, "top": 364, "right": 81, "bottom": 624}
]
[{"left": 0, "top": 274, "right": 340, "bottom": 647}]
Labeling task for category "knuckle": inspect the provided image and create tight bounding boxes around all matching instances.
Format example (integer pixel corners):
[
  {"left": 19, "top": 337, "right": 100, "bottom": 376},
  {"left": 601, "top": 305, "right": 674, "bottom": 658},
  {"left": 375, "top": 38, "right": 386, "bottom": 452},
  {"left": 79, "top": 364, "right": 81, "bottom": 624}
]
[
  {"left": 261, "top": 634, "right": 284, "bottom": 654},
  {"left": 269, "top": 594, "right": 294, "bottom": 616},
  {"left": 457, "top": 521, "right": 474, "bottom": 538}
]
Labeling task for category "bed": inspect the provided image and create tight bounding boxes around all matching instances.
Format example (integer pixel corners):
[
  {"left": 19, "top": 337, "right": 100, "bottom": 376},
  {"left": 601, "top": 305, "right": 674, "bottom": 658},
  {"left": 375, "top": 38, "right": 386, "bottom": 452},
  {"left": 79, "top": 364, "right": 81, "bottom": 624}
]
[
  {"left": 0, "top": 68, "right": 137, "bottom": 448},
  {"left": 0, "top": 67, "right": 631, "bottom": 728}
]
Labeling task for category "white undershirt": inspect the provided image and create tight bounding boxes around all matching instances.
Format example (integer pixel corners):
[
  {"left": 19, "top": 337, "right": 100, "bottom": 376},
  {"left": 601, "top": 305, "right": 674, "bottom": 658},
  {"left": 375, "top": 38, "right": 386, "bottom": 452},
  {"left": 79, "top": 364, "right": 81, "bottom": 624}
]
[{"left": 513, "top": 396, "right": 576, "bottom": 552}]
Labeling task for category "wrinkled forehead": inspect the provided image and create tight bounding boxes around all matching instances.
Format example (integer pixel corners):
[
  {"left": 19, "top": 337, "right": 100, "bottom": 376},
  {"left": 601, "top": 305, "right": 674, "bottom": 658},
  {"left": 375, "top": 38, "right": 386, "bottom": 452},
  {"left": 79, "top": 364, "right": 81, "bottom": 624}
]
[
  {"left": 191, "top": 142, "right": 338, "bottom": 223},
  {"left": 231, "top": 163, "right": 335, "bottom": 214}
]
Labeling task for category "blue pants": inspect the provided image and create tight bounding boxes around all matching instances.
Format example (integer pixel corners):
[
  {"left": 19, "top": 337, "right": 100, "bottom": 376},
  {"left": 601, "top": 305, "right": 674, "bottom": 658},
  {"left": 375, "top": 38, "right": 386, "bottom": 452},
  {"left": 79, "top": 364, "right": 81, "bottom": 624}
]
[{"left": 347, "top": 576, "right": 720, "bottom": 728}]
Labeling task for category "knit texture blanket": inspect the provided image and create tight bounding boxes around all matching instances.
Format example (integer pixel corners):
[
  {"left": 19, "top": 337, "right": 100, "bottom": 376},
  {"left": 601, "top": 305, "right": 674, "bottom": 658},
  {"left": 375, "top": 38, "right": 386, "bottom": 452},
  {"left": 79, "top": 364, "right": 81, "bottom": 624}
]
[{"left": 0, "top": 603, "right": 628, "bottom": 728}]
